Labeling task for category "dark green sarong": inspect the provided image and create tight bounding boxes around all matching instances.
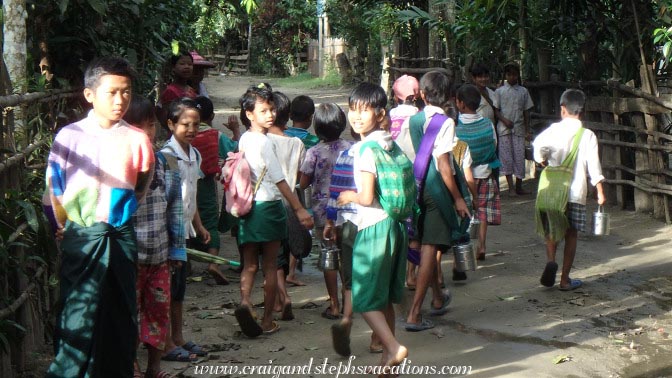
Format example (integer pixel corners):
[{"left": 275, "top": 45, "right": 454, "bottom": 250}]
[{"left": 47, "top": 221, "right": 138, "bottom": 378}]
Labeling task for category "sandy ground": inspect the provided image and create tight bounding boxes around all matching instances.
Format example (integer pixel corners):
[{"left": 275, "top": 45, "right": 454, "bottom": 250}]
[{"left": 136, "top": 74, "right": 672, "bottom": 378}]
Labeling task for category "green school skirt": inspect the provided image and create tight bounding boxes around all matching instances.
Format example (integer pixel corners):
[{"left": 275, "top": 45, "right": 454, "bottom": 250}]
[
  {"left": 418, "top": 190, "right": 453, "bottom": 247},
  {"left": 237, "top": 200, "right": 288, "bottom": 245},
  {"left": 193, "top": 176, "right": 220, "bottom": 250},
  {"left": 352, "top": 217, "right": 407, "bottom": 313}
]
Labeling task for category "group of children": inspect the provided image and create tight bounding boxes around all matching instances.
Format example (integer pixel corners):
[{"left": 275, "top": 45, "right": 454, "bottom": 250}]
[{"left": 44, "top": 54, "right": 604, "bottom": 378}]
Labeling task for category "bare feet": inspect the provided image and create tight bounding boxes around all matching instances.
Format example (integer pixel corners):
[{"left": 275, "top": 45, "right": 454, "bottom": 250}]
[
  {"left": 207, "top": 265, "right": 229, "bottom": 285},
  {"left": 285, "top": 276, "right": 306, "bottom": 286},
  {"left": 380, "top": 345, "right": 408, "bottom": 378}
]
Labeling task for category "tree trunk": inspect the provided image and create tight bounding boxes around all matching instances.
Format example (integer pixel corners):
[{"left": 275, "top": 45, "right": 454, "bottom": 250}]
[
  {"left": 3, "top": 0, "right": 28, "bottom": 93},
  {"left": 518, "top": 0, "right": 528, "bottom": 78}
]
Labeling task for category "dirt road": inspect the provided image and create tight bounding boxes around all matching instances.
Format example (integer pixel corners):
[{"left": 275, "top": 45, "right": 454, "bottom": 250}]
[{"left": 146, "top": 74, "right": 672, "bottom": 378}]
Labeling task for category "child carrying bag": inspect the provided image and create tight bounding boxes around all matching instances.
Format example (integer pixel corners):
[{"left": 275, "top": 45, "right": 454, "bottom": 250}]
[
  {"left": 359, "top": 141, "right": 417, "bottom": 222},
  {"left": 221, "top": 151, "right": 266, "bottom": 218},
  {"left": 534, "top": 128, "right": 585, "bottom": 242}
]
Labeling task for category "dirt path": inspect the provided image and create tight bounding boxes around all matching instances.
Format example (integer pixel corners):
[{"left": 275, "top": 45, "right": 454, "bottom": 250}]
[{"left": 145, "top": 75, "right": 672, "bottom": 378}]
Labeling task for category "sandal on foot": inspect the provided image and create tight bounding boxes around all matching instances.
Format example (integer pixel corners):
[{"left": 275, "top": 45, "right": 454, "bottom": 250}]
[
  {"left": 263, "top": 321, "right": 280, "bottom": 335},
  {"left": 321, "top": 307, "right": 341, "bottom": 320},
  {"left": 559, "top": 278, "right": 583, "bottom": 291},
  {"left": 181, "top": 341, "right": 207, "bottom": 357},
  {"left": 476, "top": 252, "right": 486, "bottom": 261},
  {"left": 540, "top": 262, "right": 559, "bottom": 287},
  {"left": 403, "top": 317, "right": 434, "bottom": 332},
  {"left": 331, "top": 322, "right": 351, "bottom": 357},
  {"left": 368, "top": 345, "right": 384, "bottom": 354},
  {"left": 280, "top": 303, "right": 294, "bottom": 321},
  {"left": 145, "top": 370, "right": 173, "bottom": 378},
  {"left": 161, "top": 346, "right": 197, "bottom": 362},
  {"left": 428, "top": 290, "right": 452, "bottom": 316},
  {"left": 452, "top": 269, "right": 467, "bottom": 281},
  {"left": 234, "top": 306, "right": 263, "bottom": 338}
]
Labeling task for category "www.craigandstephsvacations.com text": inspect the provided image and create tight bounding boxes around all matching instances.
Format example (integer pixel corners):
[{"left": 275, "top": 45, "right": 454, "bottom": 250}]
[{"left": 192, "top": 356, "right": 472, "bottom": 377}]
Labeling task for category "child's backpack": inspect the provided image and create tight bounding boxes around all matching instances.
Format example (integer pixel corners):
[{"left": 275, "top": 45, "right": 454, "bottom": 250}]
[
  {"left": 220, "top": 151, "right": 266, "bottom": 218},
  {"left": 191, "top": 128, "right": 220, "bottom": 176},
  {"left": 359, "top": 141, "right": 417, "bottom": 221}
]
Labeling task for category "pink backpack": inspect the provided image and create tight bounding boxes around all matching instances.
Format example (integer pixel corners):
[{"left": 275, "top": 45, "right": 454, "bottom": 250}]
[{"left": 221, "top": 151, "right": 266, "bottom": 217}]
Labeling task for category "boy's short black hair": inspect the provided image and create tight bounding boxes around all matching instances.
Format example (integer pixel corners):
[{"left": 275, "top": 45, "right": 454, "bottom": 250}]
[
  {"left": 167, "top": 97, "right": 199, "bottom": 124},
  {"left": 239, "top": 86, "right": 274, "bottom": 129},
  {"left": 170, "top": 51, "right": 193, "bottom": 67},
  {"left": 419, "top": 71, "right": 451, "bottom": 107},
  {"left": 194, "top": 96, "right": 214, "bottom": 122},
  {"left": 290, "top": 95, "right": 315, "bottom": 123},
  {"left": 84, "top": 56, "right": 136, "bottom": 89},
  {"left": 348, "top": 82, "right": 387, "bottom": 111},
  {"left": 470, "top": 63, "right": 490, "bottom": 77},
  {"left": 559, "top": 89, "right": 586, "bottom": 116},
  {"left": 273, "top": 91, "right": 291, "bottom": 127},
  {"left": 123, "top": 95, "right": 155, "bottom": 126},
  {"left": 456, "top": 84, "right": 482, "bottom": 113},
  {"left": 314, "top": 103, "right": 346, "bottom": 142},
  {"left": 503, "top": 62, "right": 520, "bottom": 75}
]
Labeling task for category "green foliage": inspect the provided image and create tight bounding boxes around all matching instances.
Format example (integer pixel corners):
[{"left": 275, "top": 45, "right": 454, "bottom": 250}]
[{"left": 250, "top": 0, "right": 317, "bottom": 76}]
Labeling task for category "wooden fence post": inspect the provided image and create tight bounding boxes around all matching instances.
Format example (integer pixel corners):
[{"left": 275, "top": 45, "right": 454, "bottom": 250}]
[{"left": 600, "top": 111, "right": 623, "bottom": 206}]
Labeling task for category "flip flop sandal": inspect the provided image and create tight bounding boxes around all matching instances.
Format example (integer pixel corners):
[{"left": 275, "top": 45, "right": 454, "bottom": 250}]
[
  {"left": 263, "top": 321, "right": 280, "bottom": 335},
  {"left": 428, "top": 290, "right": 452, "bottom": 316},
  {"left": 368, "top": 345, "right": 384, "bottom": 354},
  {"left": 234, "top": 306, "right": 263, "bottom": 338},
  {"left": 182, "top": 341, "right": 207, "bottom": 357},
  {"left": 559, "top": 278, "right": 583, "bottom": 291},
  {"left": 403, "top": 317, "right": 435, "bottom": 332},
  {"left": 161, "top": 346, "right": 197, "bottom": 362},
  {"left": 540, "top": 262, "right": 559, "bottom": 287},
  {"left": 145, "top": 370, "right": 173, "bottom": 378},
  {"left": 321, "top": 307, "right": 341, "bottom": 320},
  {"left": 280, "top": 303, "right": 294, "bottom": 321},
  {"left": 331, "top": 322, "right": 351, "bottom": 357}
]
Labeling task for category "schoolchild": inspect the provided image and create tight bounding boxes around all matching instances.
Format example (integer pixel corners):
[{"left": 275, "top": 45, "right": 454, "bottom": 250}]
[
  {"left": 160, "top": 98, "right": 211, "bottom": 361},
  {"left": 157, "top": 51, "right": 197, "bottom": 132},
  {"left": 124, "top": 96, "right": 186, "bottom": 377},
  {"left": 287, "top": 94, "right": 320, "bottom": 148},
  {"left": 299, "top": 103, "right": 352, "bottom": 319},
  {"left": 389, "top": 74, "right": 423, "bottom": 291},
  {"left": 46, "top": 56, "right": 155, "bottom": 377},
  {"left": 189, "top": 51, "right": 216, "bottom": 97},
  {"left": 533, "top": 89, "right": 605, "bottom": 291},
  {"left": 266, "top": 91, "right": 306, "bottom": 320},
  {"left": 402, "top": 71, "right": 471, "bottom": 332},
  {"left": 470, "top": 63, "right": 497, "bottom": 126},
  {"left": 190, "top": 96, "right": 240, "bottom": 285},
  {"left": 493, "top": 62, "right": 534, "bottom": 196},
  {"left": 455, "top": 84, "right": 501, "bottom": 261},
  {"left": 337, "top": 82, "right": 408, "bottom": 373},
  {"left": 234, "top": 86, "right": 313, "bottom": 337}
]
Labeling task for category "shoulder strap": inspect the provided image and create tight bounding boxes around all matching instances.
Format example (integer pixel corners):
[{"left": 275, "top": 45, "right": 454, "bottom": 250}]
[
  {"left": 157, "top": 151, "right": 179, "bottom": 170},
  {"left": 413, "top": 114, "right": 448, "bottom": 186},
  {"left": 561, "top": 128, "right": 585, "bottom": 168}
]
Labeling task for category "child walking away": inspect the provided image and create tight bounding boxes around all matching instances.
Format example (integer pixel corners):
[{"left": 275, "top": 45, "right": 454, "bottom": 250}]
[
  {"left": 235, "top": 86, "right": 313, "bottom": 337},
  {"left": 191, "top": 96, "right": 240, "bottom": 285},
  {"left": 157, "top": 51, "right": 197, "bottom": 133},
  {"left": 337, "top": 82, "right": 412, "bottom": 374},
  {"left": 266, "top": 91, "right": 306, "bottom": 320},
  {"left": 125, "top": 96, "right": 186, "bottom": 377},
  {"left": 533, "top": 89, "right": 605, "bottom": 291},
  {"left": 402, "top": 71, "right": 471, "bottom": 332},
  {"left": 46, "top": 57, "right": 155, "bottom": 377},
  {"left": 287, "top": 94, "right": 320, "bottom": 148},
  {"left": 389, "top": 74, "right": 420, "bottom": 140},
  {"left": 299, "top": 103, "right": 352, "bottom": 319},
  {"left": 160, "top": 98, "right": 211, "bottom": 361},
  {"left": 493, "top": 62, "right": 534, "bottom": 196},
  {"left": 455, "top": 84, "right": 501, "bottom": 261},
  {"left": 390, "top": 74, "right": 423, "bottom": 291}
]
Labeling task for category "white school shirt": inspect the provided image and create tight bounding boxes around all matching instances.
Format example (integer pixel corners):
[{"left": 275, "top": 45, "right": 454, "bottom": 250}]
[
  {"left": 396, "top": 105, "right": 457, "bottom": 172},
  {"left": 163, "top": 136, "right": 203, "bottom": 238},
  {"left": 532, "top": 118, "right": 605, "bottom": 205},
  {"left": 239, "top": 131, "right": 286, "bottom": 201},
  {"left": 477, "top": 87, "right": 497, "bottom": 126},
  {"left": 492, "top": 82, "right": 534, "bottom": 137},
  {"left": 352, "top": 130, "right": 392, "bottom": 230}
]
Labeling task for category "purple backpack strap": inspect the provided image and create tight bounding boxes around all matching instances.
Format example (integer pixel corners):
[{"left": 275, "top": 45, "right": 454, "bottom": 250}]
[{"left": 413, "top": 114, "right": 448, "bottom": 191}]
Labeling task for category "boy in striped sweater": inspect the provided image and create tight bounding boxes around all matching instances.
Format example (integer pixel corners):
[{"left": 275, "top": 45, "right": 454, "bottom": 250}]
[{"left": 455, "top": 84, "right": 501, "bottom": 261}]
